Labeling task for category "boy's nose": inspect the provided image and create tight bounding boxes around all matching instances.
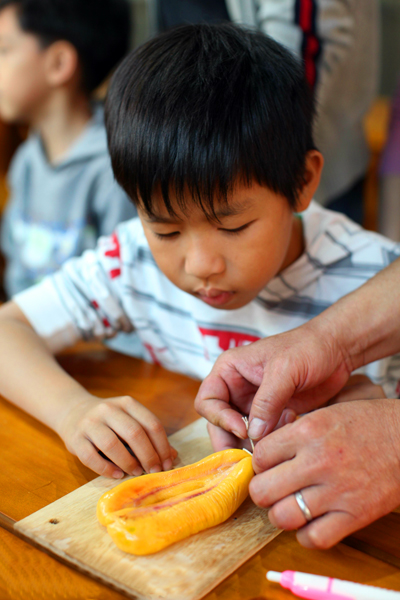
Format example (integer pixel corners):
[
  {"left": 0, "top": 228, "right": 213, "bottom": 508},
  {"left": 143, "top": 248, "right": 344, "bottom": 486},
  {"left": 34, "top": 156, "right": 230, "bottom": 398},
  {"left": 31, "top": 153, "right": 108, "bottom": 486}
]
[{"left": 184, "top": 242, "right": 225, "bottom": 280}]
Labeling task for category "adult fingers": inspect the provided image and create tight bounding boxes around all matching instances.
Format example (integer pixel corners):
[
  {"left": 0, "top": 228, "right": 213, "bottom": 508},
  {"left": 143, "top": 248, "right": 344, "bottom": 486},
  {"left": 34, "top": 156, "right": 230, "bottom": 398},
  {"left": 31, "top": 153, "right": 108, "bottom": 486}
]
[
  {"left": 249, "top": 453, "right": 318, "bottom": 509},
  {"left": 207, "top": 422, "right": 242, "bottom": 451},
  {"left": 195, "top": 374, "right": 248, "bottom": 439},
  {"left": 267, "top": 485, "right": 327, "bottom": 530},
  {"left": 296, "top": 511, "right": 358, "bottom": 549},
  {"left": 248, "top": 361, "right": 298, "bottom": 440},
  {"left": 274, "top": 408, "right": 297, "bottom": 430},
  {"left": 247, "top": 333, "right": 351, "bottom": 441},
  {"left": 251, "top": 421, "right": 298, "bottom": 474}
]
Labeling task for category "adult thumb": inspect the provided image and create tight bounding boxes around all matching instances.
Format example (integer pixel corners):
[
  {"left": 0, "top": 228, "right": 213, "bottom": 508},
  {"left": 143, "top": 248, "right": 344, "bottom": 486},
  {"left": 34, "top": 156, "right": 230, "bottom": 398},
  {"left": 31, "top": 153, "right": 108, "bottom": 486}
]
[{"left": 248, "top": 373, "right": 296, "bottom": 440}]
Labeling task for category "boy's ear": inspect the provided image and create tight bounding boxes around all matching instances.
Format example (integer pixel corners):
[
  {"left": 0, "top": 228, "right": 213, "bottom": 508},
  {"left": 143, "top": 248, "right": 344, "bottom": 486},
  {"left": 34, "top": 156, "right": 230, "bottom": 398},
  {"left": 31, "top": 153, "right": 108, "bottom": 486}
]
[
  {"left": 44, "top": 40, "right": 80, "bottom": 88},
  {"left": 296, "top": 150, "right": 324, "bottom": 212}
]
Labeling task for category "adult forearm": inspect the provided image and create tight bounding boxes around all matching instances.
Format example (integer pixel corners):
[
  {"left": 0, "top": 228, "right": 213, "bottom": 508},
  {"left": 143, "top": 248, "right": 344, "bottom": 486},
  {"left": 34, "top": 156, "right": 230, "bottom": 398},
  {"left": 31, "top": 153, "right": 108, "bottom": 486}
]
[
  {"left": 313, "top": 257, "right": 400, "bottom": 372},
  {"left": 0, "top": 315, "right": 92, "bottom": 433}
]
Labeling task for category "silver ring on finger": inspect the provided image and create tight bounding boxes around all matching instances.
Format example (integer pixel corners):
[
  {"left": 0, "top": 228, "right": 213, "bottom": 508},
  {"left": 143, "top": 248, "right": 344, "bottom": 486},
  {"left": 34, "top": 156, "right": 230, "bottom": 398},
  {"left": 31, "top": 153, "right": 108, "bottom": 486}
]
[{"left": 294, "top": 490, "right": 313, "bottom": 522}]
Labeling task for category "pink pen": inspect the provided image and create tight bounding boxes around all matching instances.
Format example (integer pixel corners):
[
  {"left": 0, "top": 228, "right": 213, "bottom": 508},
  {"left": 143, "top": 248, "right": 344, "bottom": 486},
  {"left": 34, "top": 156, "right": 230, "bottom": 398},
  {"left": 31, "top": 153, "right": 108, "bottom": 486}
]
[{"left": 266, "top": 570, "right": 400, "bottom": 599}]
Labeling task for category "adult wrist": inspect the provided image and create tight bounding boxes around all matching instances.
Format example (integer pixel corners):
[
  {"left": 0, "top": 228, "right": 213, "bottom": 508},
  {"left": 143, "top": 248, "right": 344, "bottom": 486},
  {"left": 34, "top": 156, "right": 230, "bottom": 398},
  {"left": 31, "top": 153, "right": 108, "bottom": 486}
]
[
  {"left": 303, "top": 307, "right": 353, "bottom": 374},
  {"left": 309, "top": 284, "right": 396, "bottom": 374}
]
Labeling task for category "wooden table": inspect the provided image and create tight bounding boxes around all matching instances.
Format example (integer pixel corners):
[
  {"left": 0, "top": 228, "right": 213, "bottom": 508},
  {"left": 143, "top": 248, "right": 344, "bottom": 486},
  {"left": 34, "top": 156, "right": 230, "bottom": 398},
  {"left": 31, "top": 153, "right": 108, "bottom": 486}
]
[{"left": 1, "top": 342, "right": 400, "bottom": 600}]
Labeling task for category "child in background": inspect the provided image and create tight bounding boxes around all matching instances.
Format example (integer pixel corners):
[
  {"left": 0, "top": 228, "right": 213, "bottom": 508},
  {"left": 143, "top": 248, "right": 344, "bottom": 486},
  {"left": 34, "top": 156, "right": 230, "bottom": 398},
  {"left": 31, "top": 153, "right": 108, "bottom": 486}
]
[
  {"left": 0, "top": 0, "right": 136, "bottom": 297},
  {"left": 0, "top": 24, "right": 398, "bottom": 479}
]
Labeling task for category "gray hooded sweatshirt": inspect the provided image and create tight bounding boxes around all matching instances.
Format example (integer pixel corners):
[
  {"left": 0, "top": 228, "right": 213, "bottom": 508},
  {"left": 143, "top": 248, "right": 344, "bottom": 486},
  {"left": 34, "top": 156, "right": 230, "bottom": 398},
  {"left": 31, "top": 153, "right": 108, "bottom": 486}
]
[{"left": 1, "top": 103, "right": 136, "bottom": 297}]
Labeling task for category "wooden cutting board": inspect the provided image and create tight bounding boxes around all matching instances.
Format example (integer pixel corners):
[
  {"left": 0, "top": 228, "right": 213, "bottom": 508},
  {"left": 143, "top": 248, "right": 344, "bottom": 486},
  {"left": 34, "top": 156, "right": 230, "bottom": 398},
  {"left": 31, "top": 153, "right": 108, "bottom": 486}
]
[{"left": 14, "top": 418, "right": 281, "bottom": 600}]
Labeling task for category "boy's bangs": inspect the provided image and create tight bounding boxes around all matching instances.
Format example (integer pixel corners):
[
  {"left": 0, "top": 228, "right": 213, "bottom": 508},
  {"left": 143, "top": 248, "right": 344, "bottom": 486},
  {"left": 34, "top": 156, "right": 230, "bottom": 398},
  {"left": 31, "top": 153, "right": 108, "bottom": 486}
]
[
  {"left": 106, "top": 23, "right": 315, "bottom": 216},
  {"left": 124, "top": 117, "right": 274, "bottom": 220}
]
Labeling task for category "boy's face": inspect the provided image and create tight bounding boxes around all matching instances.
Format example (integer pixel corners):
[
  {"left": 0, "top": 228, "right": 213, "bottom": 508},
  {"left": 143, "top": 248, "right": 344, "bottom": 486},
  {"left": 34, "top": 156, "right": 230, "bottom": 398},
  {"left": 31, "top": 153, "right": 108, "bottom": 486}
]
[
  {"left": 0, "top": 5, "right": 49, "bottom": 122},
  {"left": 139, "top": 181, "right": 307, "bottom": 311}
]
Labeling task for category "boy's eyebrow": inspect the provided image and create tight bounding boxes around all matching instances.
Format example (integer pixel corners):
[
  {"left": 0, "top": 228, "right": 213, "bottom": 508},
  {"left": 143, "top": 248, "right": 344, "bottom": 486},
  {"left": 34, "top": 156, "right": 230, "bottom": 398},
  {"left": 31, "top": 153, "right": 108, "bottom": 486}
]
[
  {"left": 145, "top": 200, "right": 253, "bottom": 224},
  {"left": 145, "top": 214, "right": 184, "bottom": 224},
  {"left": 213, "top": 200, "right": 252, "bottom": 218}
]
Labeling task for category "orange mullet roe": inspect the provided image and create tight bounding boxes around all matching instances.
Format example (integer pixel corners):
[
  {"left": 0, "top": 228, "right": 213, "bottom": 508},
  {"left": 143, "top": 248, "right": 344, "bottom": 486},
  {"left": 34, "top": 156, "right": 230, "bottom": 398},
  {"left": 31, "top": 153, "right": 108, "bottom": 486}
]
[{"left": 97, "top": 449, "right": 254, "bottom": 555}]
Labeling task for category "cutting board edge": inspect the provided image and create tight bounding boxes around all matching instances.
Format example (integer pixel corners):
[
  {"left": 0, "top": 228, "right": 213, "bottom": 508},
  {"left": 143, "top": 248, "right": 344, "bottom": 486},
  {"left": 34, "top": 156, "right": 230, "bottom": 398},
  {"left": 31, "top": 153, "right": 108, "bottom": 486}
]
[
  {"left": 188, "top": 528, "right": 282, "bottom": 600},
  {"left": 13, "top": 519, "right": 145, "bottom": 600},
  {"left": 14, "top": 518, "right": 282, "bottom": 600},
  {"left": 12, "top": 418, "right": 282, "bottom": 600}
]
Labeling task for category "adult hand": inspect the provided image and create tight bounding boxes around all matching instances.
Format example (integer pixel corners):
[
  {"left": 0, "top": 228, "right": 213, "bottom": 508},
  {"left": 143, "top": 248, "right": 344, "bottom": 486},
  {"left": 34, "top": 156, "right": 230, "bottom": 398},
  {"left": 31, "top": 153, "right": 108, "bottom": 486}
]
[
  {"left": 195, "top": 318, "right": 353, "bottom": 448},
  {"left": 196, "top": 258, "right": 400, "bottom": 448},
  {"left": 250, "top": 398, "right": 400, "bottom": 548}
]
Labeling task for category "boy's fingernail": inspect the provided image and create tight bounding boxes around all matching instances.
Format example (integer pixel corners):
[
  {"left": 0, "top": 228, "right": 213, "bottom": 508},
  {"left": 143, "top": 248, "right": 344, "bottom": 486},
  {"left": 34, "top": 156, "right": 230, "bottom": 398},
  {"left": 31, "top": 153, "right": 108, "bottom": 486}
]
[
  {"left": 149, "top": 464, "right": 161, "bottom": 474},
  {"left": 249, "top": 418, "right": 267, "bottom": 439},
  {"left": 133, "top": 467, "right": 143, "bottom": 477},
  {"left": 113, "top": 470, "right": 124, "bottom": 479},
  {"left": 163, "top": 458, "right": 172, "bottom": 471}
]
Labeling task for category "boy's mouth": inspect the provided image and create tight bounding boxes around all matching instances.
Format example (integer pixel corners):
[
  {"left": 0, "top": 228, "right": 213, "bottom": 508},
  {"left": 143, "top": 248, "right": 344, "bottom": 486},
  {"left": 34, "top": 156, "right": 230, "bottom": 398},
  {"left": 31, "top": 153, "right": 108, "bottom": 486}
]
[{"left": 195, "top": 288, "right": 235, "bottom": 306}]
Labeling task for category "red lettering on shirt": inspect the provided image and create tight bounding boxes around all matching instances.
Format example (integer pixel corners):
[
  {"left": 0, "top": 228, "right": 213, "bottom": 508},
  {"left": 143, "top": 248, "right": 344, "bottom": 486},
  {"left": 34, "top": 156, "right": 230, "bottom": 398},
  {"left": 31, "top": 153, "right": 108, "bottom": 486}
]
[
  {"left": 105, "top": 233, "right": 121, "bottom": 258},
  {"left": 91, "top": 300, "right": 99, "bottom": 309},
  {"left": 105, "top": 233, "right": 122, "bottom": 279},
  {"left": 109, "top": 268, "right": 121, "bottom": 279},
  {"left": 143, "top": 343, "right": 167, "bottom": 366},
  {"left": 199, "top": 327, "right": 260, "bottom": 352}
]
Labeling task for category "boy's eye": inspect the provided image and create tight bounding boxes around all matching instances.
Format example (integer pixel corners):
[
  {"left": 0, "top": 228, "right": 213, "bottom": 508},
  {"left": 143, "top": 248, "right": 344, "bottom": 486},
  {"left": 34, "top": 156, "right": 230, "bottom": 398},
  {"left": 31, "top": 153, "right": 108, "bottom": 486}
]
[
  {"left": 220, "top": 221, "right": 253, "bottom": 235},
  {"left": 154, "top": 231, "right": 180, "bottom": 240}
]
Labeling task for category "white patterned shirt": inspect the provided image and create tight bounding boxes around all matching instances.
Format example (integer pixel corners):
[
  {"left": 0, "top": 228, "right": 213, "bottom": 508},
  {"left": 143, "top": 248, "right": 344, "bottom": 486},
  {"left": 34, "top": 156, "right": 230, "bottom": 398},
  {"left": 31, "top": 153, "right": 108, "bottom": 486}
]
[{"left": 14, "top": 201, "right": 400, "bottom": 397}]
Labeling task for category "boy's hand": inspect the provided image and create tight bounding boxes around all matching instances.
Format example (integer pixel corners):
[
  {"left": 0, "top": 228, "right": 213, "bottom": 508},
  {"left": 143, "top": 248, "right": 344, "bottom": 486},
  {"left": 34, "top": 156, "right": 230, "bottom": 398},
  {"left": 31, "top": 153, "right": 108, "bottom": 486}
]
[{"left": 56, "top": 395, "right": 177, "bottom": 479}]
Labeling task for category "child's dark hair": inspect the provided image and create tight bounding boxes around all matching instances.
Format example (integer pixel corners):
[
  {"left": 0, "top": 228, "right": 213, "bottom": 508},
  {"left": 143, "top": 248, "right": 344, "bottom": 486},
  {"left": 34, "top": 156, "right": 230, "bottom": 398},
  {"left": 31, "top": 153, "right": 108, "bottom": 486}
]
[
  {"left": 106, "top": 22, "right": 316, "bottom": 215},
  {"left": 0, "top": 0, "right": 131, "bottom": 93}
]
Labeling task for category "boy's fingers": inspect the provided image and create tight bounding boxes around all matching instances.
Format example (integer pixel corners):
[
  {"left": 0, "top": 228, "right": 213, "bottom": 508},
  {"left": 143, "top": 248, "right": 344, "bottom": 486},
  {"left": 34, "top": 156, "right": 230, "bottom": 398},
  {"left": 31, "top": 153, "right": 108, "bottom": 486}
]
[
  {"left": 121, "top": 397, "right": 173, "bottom": 471},
  {"left": 88, "top": 421, "right": 144, "bottom": 476},
  {"left": 75, "top": 437, "right": 124, "bottom": 479},
  {"left": 103, "top": 414, "right": 161, "bottom": 475}
]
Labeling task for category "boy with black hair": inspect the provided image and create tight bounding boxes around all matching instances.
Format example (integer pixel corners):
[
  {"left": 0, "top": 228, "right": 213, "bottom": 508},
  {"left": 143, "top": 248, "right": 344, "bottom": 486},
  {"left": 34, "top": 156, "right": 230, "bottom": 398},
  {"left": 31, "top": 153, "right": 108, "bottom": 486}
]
[
  {"left": 0, "top": 23, "right": 398, "bottom": 479},
  {"left": 0, "top": 0, "right": 136, "bottom": 296}
]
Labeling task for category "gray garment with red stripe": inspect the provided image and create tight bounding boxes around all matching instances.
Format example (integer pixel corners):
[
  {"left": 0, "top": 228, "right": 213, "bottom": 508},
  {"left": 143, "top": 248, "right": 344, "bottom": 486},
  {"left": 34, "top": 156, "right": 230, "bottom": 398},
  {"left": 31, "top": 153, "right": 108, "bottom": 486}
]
[
  {"left": 229, "top": 0, "right": 380, "bottom": 205},
  {"left": 147, "top": 0, "right": 379, "bottom": 205}
]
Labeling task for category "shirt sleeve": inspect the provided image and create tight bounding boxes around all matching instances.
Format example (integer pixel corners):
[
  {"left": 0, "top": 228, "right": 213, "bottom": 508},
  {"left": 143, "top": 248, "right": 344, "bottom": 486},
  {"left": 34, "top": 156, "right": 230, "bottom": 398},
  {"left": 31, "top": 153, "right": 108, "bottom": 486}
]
[{"left": 13, "top": 226, "right": 135, "bottom": 354}]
